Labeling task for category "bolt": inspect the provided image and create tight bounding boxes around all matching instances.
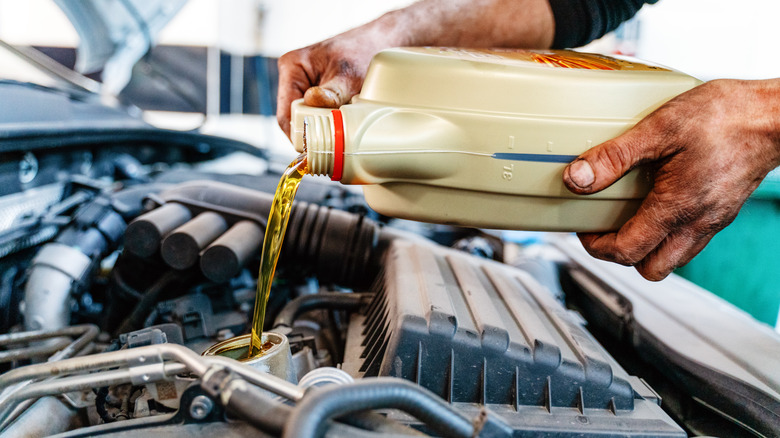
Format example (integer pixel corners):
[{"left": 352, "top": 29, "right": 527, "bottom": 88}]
[
  {"left": 19, "top": 152, "right": 38, "bottom": 184},
  {"left": 189, "top": 395, "right": 214, "bottom": 420}
]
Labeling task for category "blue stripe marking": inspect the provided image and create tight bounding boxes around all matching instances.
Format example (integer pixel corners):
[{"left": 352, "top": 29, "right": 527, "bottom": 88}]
[{"left": 492, "top": 152, "right": 578, "bottom": 163}]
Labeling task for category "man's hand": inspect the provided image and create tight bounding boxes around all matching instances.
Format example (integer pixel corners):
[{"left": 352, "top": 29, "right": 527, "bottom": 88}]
[
  {"left": 563, "top": 79, "right": 780, "bottom": 281},
  {"left": 276, "top": 0, "right": 555, "bottom": 138},
  {"left": 276, "top": 27, "right": 394, "bottom": 138}
]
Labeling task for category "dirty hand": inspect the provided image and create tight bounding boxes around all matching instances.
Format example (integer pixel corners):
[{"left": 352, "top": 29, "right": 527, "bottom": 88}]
[
  {"left": 276, "top": 0, "right": 556, "bottom": 138},
  {"left": 563, "top": 79, "right": 780, "bottom": 281},
  {"left": 276, "top": 18, "right": 406, "bottom": 138}
]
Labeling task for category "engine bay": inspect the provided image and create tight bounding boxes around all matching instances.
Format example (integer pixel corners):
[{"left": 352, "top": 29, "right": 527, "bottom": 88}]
[{"left": 0, "top": 82, "right": 779, "bottom": 438}]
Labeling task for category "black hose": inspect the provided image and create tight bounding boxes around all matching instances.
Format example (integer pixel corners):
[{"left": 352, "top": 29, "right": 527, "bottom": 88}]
[
  {"left": 343, "top": 412, "right": 426, "bottom": 436},
  {"left": 200, "top": 368, "right": 291, "bottom": 435},
  {"left": 115, "top": 270, "right": 187, "bottom": 335},
  {"left": 324, "top": 423, "right": 420, "bottom": 438},
  {"left": 273, "top": 292, "right": 372, "bottom": 329},
  {"left": 95, "top": 386, "right": 113, "bottom": 423},
  {"left": 282, "top": 378, "right": 475, "bottom": 438},
  {"left": 214, "top": 380, "right": 419, "bottom": 438},
  {"left": 222, "top": 383, "right": 293, "bottom": 435}
]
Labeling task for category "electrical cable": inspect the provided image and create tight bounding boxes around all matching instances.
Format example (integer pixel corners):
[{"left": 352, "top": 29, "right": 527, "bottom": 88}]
[
  {"left": 273, "top": 292, "right": 372, "bottom": 329},
  {"left": 115, "top": 270, "right": 189, "bottom": 335}
]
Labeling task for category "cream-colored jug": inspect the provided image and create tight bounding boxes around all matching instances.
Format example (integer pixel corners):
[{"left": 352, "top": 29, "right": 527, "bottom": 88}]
[{"left": 291, "top": 47, "right": 700, "bottom": 231}]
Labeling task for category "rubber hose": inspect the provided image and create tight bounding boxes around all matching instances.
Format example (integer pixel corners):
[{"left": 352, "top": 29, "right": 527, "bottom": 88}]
[
  {"left": 273, "top": 292, "right": 372, "bottom": 329},
  {"left": 224, "top": 383, "right": 292, "bottom": 435},
  {"left": 282, "top": 378, "right": 474, "bottom": 438},
  {"left": 114, "top": 270, "right": 186, "bottom": 335},
  {"left": 343, "top": 412, "right": 427, "bottom": 436},
  {"left": 325, "top": 423, "right": 420, "bottom": 438},
  {"left": 209, "top": 376, "right": 408, "bottom": 437},
  {"left": 199, "top": 367, "right": 293, "bottom": 435}
]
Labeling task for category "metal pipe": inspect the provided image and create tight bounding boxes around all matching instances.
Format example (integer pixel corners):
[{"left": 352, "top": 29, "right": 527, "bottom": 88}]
[
  {"left": 0, "top": 363, "right": 188, "bottom": 427},
  {"left": 0, "top": 343, "right": 304, "bottom": 431},
  {"left": 9, "top": 365, "right": 183, "bottom": 402},
  {"left": 0, "top": 324, "right": 99, "bottom": 364},
  {"left": 0, "top": 339, "right": 69, "bottom": 364},
  {"left": 0, "top": 399, "right": 35, "bottom": 432},
  {"left": 0, "top": 344, "right": 296, "bottom": 399},
  {"left": 23, "top": 243, "right": 92, "bottom": 332},
  {"left": 1, "top": 396, "right": 79, "bottom": 437},
  {"left": 204, "top": 356, "right": 305, "bottom": 401},
  {"left": 0, "top": 343, "right": 202, "bottom": 389},
  {"left": 0, "top": 325, "right": 100, "bottom": 430},
  {"left": 1, "top": 369, "right": 133, "bottom": 414}
]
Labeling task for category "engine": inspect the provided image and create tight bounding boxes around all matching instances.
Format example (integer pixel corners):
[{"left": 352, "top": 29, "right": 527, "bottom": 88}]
[{"left": 0, "top": 83, "right": 778, "bottom": 437}]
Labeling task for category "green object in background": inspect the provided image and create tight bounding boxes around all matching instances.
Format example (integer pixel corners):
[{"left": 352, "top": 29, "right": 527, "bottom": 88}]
[{"left": 676, "top": 168, "right": 780, "bottom": 327}]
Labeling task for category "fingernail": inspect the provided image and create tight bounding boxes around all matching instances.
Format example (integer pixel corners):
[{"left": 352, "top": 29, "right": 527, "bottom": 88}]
[
  {"left": 568, "top": 160, "right": 595, "bottom": 188},
  {"left": 304, "top": 87, "right": 340, "bottom": 107}
]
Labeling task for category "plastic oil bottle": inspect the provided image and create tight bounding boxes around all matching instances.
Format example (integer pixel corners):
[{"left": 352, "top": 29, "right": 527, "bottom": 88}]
[{"left": 290, "top": 47, "right": 701, "bottom": 231}]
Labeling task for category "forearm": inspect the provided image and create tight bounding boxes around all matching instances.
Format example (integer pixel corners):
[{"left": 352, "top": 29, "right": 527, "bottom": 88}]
[{"left": 359, "top": 0, "right": 555, "bottom": 50}]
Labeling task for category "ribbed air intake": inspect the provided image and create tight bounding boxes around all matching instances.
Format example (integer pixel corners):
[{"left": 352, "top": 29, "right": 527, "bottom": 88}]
[{"left": 340, "top": 239, "right": 685, "bottom": 436}]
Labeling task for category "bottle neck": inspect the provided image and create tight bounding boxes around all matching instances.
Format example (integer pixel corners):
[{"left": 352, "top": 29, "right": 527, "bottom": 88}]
[{"left": 304, "top": 110, "right": 344, "bottom": 181}]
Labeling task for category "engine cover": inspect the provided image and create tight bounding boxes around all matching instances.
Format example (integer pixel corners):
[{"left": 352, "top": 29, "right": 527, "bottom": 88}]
[{"left": 343, "top": 239, "right": 684, "bottom": 436}]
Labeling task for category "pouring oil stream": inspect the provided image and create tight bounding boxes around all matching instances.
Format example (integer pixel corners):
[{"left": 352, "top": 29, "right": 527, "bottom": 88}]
[{"left": 247, "top": 152, "right": 307, "bottom": 358}]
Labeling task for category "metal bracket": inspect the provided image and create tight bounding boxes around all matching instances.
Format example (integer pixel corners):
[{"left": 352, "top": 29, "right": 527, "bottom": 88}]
[{"left": 128, "top": 351, "right": 166, "bottom": 386}]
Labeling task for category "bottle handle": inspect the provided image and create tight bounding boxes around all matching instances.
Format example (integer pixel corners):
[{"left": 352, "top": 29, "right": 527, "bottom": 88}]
[{"left": 290, "top": 99, "right": 338, "bottom": 153}]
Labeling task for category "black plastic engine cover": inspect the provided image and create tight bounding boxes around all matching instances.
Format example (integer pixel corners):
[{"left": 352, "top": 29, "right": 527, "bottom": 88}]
[{"left": 343, "top": 240, "right": 684, "bottom": 436}]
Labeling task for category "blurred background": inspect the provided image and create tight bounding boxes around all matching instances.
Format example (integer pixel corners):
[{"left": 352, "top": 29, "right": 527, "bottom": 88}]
[{"left": 0, "top": 0, "right": 777, "bottom": 329}]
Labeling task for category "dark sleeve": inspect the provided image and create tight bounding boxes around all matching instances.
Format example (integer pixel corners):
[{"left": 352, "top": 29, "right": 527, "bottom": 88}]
[{"left": 548, "top": 0, "right": 659, "bottom": 49}]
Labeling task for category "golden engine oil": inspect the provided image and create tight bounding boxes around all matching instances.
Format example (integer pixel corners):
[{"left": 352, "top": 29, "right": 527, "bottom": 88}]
[
  {"left": 248, "top": 153, "right": 307, "bottom": 358},
  {"left": 291, "top": 47, "right": 701, "bottom": 231}
]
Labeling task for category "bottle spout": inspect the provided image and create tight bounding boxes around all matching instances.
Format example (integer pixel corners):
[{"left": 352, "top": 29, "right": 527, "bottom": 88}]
[
  {"left": 304, "top": 110, "right": 344, "bottom": 181},
  {"left": 290, "top": 99, "right": 337, "bottom": 152}
]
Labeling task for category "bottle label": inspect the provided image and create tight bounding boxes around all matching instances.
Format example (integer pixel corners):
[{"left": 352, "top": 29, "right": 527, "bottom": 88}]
[{"left": 420, "top": 47, "right": 670, "bottom": 72}]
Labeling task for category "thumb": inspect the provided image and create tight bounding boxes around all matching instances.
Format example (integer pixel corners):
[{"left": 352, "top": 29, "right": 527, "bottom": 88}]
[
  {"left": 563, "top": 132, "right": 652, "bottom": 194},
  {"left": 303, "top": 75, "right": 359, "bottom": 109}
]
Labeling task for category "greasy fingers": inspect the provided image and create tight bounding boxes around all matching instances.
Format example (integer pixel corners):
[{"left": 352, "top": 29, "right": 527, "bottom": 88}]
[
  {"left": 634, "top": 231, "right": 714, "bottom": 281},
  {"left": 563, "top": 127, "right": 657, "bottom": 194},
  {"left": 303, "top": 71, "right": 363, "bottom": 109},
  {"left": 577, "top": 192, "right": 674, "bottom": 267},
  {"left": 276, "top": 49, "right": 313, "bottom": 138},
  {"left": 303, "top": 86, "right": 342, "bottom": 108},
  {"left": 276, "top": 42, "right": 374, "bottom": 138},
  {"left": 579, "top": 208, "right": 717, "bottom": 282},
  {"left": 569, "top": 79, "right": 780, "bottom": 280}
]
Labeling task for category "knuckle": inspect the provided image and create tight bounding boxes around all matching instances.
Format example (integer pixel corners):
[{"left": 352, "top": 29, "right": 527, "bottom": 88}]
[
  {"left": 592, "top": 142, "right": 638, "bottom": 175},
  {"left": 337, "top": 59, "right": 357, "bottom": 77},
  {"left": 696, "top": 207, "right": 737, "bottom": 236},
  {"left": 612, "top": 245, "right": 643, "bottom": 266},
  {"left": 277, "top": 49, "right": 303, "bottom": 69}
]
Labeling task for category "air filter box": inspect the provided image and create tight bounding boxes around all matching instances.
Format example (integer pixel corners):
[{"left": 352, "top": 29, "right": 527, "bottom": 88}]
[{"left": 342, "top": 239, "right": 684, "bottom": 436}]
